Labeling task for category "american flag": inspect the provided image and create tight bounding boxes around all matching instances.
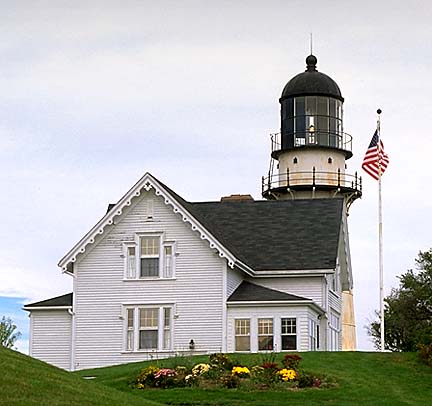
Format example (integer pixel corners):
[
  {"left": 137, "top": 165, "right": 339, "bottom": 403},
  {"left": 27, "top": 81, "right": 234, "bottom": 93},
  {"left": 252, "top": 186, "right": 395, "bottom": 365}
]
[{"left": 362, "top": 129, "right": 389, "bottom": 180}]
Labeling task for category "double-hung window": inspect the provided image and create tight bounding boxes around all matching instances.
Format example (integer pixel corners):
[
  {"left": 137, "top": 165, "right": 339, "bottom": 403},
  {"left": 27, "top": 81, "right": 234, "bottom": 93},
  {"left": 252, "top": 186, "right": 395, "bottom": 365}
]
[
  {"left": 140, "top": 236, "right": 160, "bottom": 277},
  {"left": 258, "top": 318, "right": 273, "bottom": 351},
  {"left": 125, "top": 305, "right": 173, "bottom": 352},
  {"left": 281, "top": 318, "right": 297, "bottom": 350},
  {"left": 235, "top": 319, "right": 250, "bottom": 351},
  {"left": 139, "top": 308, "right": 159, "bottom": 349},
  {"left": 124, "top": 235, "right": 175, "bottom": 279}
]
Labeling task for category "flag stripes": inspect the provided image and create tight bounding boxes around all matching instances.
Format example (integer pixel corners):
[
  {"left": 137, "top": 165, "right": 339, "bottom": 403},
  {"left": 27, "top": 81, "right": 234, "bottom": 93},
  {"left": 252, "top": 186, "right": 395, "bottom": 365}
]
[{"left": 362, "top": 129, "right": 389, "bottom": 180}]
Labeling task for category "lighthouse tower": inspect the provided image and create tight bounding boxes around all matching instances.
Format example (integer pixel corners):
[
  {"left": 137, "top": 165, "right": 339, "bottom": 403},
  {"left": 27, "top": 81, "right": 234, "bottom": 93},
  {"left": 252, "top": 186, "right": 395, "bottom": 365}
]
[{"left": 262, "top": 54, "right": 361, "bottom": 350}]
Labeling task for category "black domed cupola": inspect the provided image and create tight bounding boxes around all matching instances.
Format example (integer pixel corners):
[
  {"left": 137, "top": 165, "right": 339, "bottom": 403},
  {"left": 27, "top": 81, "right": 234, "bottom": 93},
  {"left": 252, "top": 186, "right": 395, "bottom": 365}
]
[
  {"left": 278, "top": 54, "right": 351, "bottom": 158},
  {"left": 262, "top": 53, "right": 361, "bottom": 204}
]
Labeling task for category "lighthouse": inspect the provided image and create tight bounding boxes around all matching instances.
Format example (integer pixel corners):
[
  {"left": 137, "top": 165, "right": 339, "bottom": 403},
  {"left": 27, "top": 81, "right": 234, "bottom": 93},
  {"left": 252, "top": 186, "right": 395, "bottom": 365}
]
[{"left": 262, "top": 54, "right": 361, "bottom": 350}]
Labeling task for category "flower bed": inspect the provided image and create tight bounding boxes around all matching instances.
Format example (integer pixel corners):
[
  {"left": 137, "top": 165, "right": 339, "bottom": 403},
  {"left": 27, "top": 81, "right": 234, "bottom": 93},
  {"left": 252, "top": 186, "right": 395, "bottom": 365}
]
[{"left": 134, "top": 353, "right": 333, "bottom": 391}]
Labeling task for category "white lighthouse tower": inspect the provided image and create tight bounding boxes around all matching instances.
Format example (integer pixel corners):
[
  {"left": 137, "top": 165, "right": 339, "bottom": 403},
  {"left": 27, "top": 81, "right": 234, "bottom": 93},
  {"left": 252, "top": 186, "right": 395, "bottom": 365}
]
[{"left": 262, "top": 54, "right": 361, "bottom": 350}]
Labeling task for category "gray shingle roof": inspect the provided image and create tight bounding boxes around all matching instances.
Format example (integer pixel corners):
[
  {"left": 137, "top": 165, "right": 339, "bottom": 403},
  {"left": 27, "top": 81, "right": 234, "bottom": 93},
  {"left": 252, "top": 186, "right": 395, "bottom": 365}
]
[
  {"left": 228, "top": 281, "right": 309, "bottom": 302},
  {"left": 186, "top": 198, "right": 343, "bottom": 271},
  {"left": 24, "top": 293, "right": 73, "bottom": 308}
]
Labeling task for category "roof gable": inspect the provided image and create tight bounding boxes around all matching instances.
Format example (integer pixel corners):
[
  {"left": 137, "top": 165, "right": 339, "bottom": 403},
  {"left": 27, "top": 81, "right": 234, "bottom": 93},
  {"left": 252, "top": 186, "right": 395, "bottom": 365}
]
[{"left": 58, "top": 173, "right": 237, "bottom": 271}]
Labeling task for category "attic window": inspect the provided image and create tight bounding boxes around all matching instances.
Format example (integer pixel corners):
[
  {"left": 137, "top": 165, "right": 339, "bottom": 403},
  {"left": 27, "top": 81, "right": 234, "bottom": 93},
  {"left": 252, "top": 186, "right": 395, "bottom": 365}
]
[{"left": 293, "top": 157, "right": 298, "bottom": 164}]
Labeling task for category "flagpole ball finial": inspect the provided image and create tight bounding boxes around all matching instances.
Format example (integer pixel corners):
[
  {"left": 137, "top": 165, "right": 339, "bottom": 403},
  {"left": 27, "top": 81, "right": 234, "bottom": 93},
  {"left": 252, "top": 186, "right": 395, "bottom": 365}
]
[{"left": 377, "top": 108, "right": 382, "bottom": 114}]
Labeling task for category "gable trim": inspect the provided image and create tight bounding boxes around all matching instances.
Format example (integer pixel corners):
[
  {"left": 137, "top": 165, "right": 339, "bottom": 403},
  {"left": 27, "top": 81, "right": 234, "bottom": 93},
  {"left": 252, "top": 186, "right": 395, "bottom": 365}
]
[{"left": 58, "top": 173, "right": 240, "bottom": 271}]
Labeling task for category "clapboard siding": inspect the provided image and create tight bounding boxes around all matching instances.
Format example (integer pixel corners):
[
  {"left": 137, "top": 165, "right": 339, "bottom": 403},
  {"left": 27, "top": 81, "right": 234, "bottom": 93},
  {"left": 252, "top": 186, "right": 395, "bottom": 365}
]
[
  {"left": 328, "top": 290, "right": 342, "bottom": 313},
  {"left": 73, "top": 189, "right": 225, "bottom": 370},
  {"left": 251, "top": 277, "right": 325, "bottom": 306},
  {"left": 227, "top": 267, "right": 244, "bottom": 297},
  {"left": 30, "top": 310, "right": 71, "bottom": 370}
]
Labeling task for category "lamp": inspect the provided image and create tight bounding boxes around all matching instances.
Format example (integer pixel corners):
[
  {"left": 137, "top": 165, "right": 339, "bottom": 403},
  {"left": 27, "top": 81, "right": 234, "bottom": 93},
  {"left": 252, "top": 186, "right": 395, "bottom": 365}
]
[{"left": 189, "top": 339, "right": 195, "bottom": 350}]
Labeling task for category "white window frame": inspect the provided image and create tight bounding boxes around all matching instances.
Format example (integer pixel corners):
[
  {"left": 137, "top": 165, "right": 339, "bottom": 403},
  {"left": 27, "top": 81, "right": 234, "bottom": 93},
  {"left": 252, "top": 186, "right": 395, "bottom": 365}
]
[
  {"left": 123, "top": 233, "right": 176, "bottom": 280},
  {"left": 234, "top": 318, "right": 251, "bottom": 352},
  {"left": 123, "top": 242, "right": 137, "bottom": 279},
  {"left": 281, "top": 317, "right": 297, "bottom": 351},
  {"left": 309, "top": 318, "right": 318, "bottom": 351},
  {"left": 257, "top": 318, "right": 274, "bottom": 351},
  {"left": 329, "top": 311, "right": 340, "bottom": 351},
  {"left": 162, "top": 241, "right": 176, "bottom": 279},
  {"left": 123, "top": 305, "right": 173, "bottom": 352},
  {"left": 138, "top": 234, "right": 161, "bottom": 278}
]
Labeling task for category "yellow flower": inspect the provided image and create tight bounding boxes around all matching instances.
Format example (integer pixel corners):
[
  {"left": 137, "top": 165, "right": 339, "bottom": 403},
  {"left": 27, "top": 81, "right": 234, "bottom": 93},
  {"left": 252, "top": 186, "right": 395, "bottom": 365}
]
[
  {"left": 192, "top": 363, "right": 211, "bottom": 375},
  {"left": 231, "top": 366, "right": 251, "bottom": 377},
  {"left": 277, "top": 368, "right": 297, "bottom": 381}
]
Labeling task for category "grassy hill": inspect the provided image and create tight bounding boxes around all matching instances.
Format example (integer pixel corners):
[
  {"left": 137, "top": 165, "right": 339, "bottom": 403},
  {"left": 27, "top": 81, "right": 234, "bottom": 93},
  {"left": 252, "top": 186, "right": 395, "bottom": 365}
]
[
  {"left": 2, "top": 347, "right": 431, "bottom": 405},
  {"left": 0, "top": 346, "right": 159, "bottom": 405},
  {"left": 76, "top": 351, "right": 432, "bottom": 406}
]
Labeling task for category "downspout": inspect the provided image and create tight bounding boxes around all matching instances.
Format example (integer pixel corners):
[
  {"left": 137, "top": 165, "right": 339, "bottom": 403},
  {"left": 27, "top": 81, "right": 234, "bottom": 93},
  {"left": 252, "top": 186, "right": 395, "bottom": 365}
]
[{"left": 67, "top": 269, "right": 77, "bottom": 372}]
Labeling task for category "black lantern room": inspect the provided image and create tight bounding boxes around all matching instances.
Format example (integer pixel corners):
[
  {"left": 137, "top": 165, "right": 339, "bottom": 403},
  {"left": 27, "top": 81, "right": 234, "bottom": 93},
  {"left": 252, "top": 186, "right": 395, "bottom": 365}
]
[{"left": 278, "top": 55, "right": 352, "bottom": 158}]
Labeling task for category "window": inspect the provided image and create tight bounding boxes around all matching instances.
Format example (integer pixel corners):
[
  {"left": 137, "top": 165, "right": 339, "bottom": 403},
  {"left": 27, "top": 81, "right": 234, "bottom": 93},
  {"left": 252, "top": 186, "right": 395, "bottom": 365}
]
[
  {"left": 126, "top": 308, "right": 134, "bottom": 351},
  {"left": 125, "top": 245, "right": 136, "bottom": 279},
  {"left": 281, "top": 318, "right": 297, "bottom": 350},
  {"left": 309, "top": 319, "right": 318, "bottom": 351},
  {"left": 258, "top": 318, "right": 273, "bottom": 351},
  {"left": 139, "top": 308, "right": 159, "bottom": 349},
  {"left": 163, "top": 244, "right": 174, "bottom": 278},
  {"left": 124, "top": 235, "right": 175, "bottom": 279},
  {"left": 163, "top": 307, "right": 171, "bottom": 350},
  {"left": 329, "top": 312, "right": 340, "bottom": 351},
  {"left": 235, "top": 319, "right": 250, "bottom": 351},
  {"left": 125, "top": 306, "right": 173, "bottom": 351},
  {"left": 140, "top": 236, "right": 160, "bottom": 277}
]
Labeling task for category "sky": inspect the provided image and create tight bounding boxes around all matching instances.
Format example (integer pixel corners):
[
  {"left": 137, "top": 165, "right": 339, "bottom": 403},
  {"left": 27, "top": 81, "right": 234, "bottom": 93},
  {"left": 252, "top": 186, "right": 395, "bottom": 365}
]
[{"left": 1, "top": 0, "right": 431, "bottom": 354}]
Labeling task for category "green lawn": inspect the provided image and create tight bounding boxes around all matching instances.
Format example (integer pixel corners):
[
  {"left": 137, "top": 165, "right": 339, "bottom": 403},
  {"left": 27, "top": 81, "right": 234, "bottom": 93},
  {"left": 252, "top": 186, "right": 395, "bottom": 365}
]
[
  {"left": 0, "top": 346, "right": 159, "bottom": 405},
  {"left": 2, "top": 346, "right": 431, "bottom": 405},
  {"left": 76, "top": 351, "right": 432, "bottom": 405}
]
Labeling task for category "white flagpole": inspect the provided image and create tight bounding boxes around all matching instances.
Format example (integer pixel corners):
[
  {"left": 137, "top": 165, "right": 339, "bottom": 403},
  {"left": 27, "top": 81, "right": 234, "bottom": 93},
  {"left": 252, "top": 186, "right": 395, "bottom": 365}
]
[{"left": 377, "top": 109, "right": 385, "bottom": 352}]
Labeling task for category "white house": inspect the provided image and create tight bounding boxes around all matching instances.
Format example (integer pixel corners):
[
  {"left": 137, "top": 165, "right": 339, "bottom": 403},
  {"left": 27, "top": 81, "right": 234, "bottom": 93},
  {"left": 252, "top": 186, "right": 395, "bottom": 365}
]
[{"left": 24, "top": 54, "right": 362, "bottom": 371}]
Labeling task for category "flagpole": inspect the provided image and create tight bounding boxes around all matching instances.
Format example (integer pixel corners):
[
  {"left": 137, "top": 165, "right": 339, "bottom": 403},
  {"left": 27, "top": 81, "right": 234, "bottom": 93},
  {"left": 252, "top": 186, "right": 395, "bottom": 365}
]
[{"left": 377, "top": 108, "right": 384, "bottom": 352}]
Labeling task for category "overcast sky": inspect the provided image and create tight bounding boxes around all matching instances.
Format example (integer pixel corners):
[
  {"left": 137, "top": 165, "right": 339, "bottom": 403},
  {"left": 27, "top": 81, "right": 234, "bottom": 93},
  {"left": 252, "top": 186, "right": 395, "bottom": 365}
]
[{"left": 1, "top": 0, "right": 431, "bottom": 353}]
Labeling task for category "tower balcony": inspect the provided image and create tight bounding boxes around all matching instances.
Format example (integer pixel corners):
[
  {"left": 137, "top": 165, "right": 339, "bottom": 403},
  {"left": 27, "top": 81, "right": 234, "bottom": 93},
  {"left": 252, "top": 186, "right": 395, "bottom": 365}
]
[
  {"left": 270, "top": 128, "right": 353, "bottom": 159},
  {"left": 262, "top": 167, "right": 362, "bottom": 200}
]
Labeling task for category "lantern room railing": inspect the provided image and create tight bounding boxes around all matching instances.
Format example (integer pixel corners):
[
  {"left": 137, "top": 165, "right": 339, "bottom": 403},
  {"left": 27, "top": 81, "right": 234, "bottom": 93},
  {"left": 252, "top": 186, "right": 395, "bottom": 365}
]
[
  {"left": 262, "top": 167, "right": 362, "bottom": 196},
  {"left": 270, "top": 129, "right": 353, "bottom": 155}
]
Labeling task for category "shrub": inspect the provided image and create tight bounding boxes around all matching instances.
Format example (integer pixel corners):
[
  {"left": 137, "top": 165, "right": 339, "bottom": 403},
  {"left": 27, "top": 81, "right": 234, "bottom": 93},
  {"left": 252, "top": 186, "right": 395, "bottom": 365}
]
[
  {"left": 282, "top": 354, "right": 302, "bottom": 370},
  {"left": 219, "top": 373, "right": 240, "bottom": 388},
  {"left": 209, "top": 353, "right": 233, "bottom": 370},
  {"left": 418, "top": 343, "right": 432, "bottom": 367},
  {"left": 298, "top": 371, "right": 320, "bottom": 388},
  {"left": 191, "top": 363, "right": 211, "bottom": 376},
  {"left": 135, "top": 365, "right": 159, "bottom": 388}
]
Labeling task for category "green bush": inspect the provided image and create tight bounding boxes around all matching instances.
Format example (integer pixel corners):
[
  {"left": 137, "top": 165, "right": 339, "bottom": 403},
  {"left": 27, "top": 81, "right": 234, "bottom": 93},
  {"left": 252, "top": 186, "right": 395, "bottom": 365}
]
[{"left": 418, "top": 343, "right": 432, "bottom": 367}]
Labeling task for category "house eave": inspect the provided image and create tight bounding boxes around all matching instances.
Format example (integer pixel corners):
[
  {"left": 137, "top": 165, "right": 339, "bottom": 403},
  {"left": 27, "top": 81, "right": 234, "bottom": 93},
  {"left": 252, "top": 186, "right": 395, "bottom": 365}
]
[
  {"left": 23, "top": 306, "right": 72, "bottom": 312},
  {"left": 252, "top": 268, "right": 335, "bottom": 277},
  {"left": 226, "top": 300, "right": 325, "bottom": 314}
]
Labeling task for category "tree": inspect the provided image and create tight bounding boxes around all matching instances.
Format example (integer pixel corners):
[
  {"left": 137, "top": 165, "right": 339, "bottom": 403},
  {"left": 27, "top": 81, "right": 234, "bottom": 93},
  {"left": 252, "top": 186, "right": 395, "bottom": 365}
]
[
  {"left": 0, "top": 316, "right": 22, "bottom": 349},
  {"left": 368, "top": 249, "right": 432, "bottom": 351}
]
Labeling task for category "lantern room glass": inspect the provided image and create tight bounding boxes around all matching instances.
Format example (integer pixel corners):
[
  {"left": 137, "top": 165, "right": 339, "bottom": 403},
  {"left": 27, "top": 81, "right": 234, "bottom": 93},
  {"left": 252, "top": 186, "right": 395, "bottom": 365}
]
[{"left": 281, "top": 96, "right": 343, "bottom": 149}]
